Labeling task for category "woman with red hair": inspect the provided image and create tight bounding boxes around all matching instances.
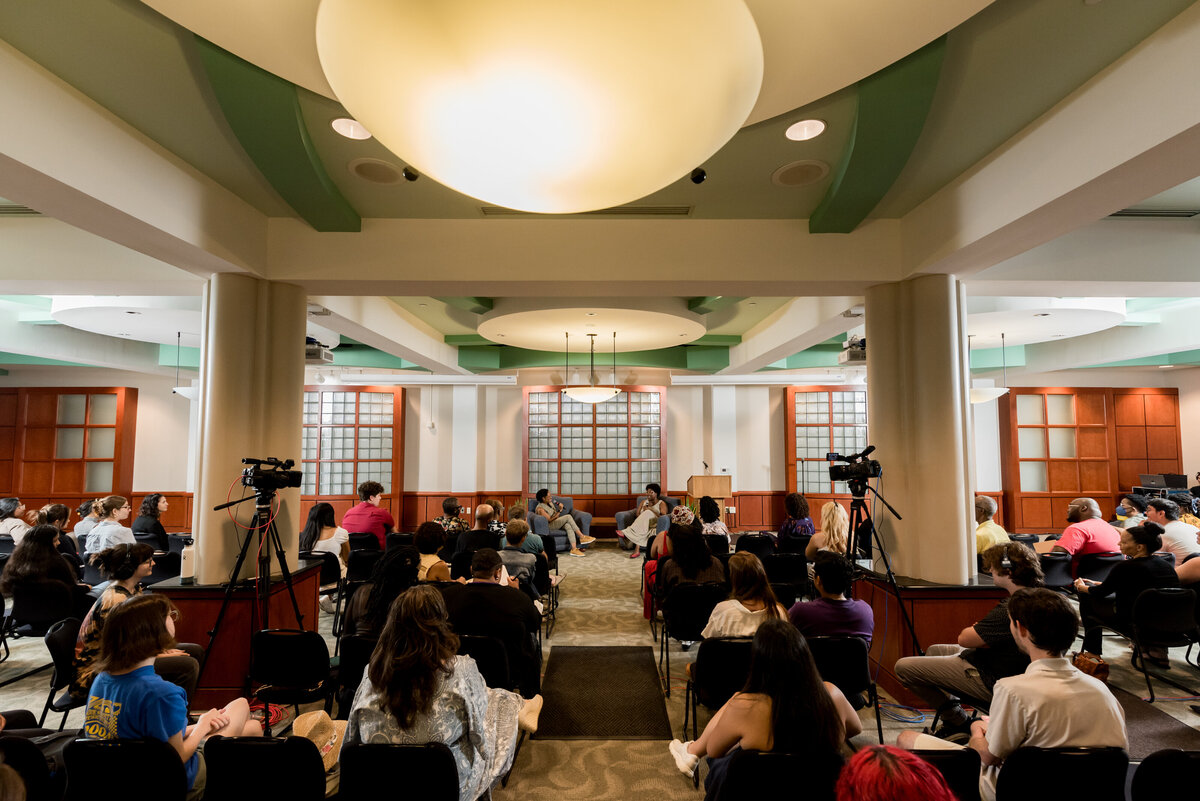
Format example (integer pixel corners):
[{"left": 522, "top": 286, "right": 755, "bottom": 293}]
[{"left": 836, "top": 745, "right": 957, "bottom": 801}]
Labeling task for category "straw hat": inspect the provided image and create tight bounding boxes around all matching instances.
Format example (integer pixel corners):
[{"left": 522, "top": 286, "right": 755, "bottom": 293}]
[{"left": 292, "top": 710, "right": 347, "bottom": 772}]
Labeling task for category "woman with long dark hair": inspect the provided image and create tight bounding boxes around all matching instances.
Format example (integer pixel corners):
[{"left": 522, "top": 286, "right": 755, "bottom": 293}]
[
  {"left": 0, "top": 524, "right": 92, "bottom": 618},
  {"left": 657, "top": 524, "right": 725, "bottom": 598},
  {"left": 345, "top": 585, "right": 540, "bottom": 801},
  {"left": 300, "top": 502, "right": 350, "bottom": 576},
  {"left": 342, "top": 546, "right": 421, "bottom": 638},
  {"left": 669, "top": 619, "right": 860, "bottom": 796},
  {"left": 131, "top": 493, "right": 170, "bottom": 551},
  {"left": 778, "top": 492, "right": 815, "bottom": 553}
]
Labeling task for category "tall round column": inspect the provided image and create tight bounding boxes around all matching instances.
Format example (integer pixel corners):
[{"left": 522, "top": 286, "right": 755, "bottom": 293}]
[
  {"left": 864, "top": 274, "right": 975, "bottom": 585},
  {"left": 191, "top": 273, "right": 306, "bottom": 585}
]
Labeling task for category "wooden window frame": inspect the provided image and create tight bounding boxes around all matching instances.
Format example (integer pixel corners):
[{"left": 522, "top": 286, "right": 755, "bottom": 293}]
[
  {"left": 785, "top": 385, "right": 868, "bottom": 499},
  {"left": 300, "top": 385, "right": 405, "bottom": 504}
]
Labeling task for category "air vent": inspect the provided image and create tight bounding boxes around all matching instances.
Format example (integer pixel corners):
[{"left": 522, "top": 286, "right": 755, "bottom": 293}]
[
  {"left": 480, "top": 205, "right": 692, "bottom": 217},
  {"left": 1108, "top": 208, "right": 1200, "bottom": 218},
  {"left": 348, "top": 158, "right": 405, "bottom": 185},
  {"left": 771, "top": 160, "right": 830, "bottom": 187},
  {"left": 0, "top": 204, "right": 40, "bottom": 216}
]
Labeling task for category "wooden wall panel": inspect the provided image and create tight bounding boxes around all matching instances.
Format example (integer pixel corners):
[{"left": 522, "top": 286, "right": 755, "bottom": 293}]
[
  {"left": 1047, "top": 462, "right": 1078, "bottom": 493},
  {"left": 1079, "top": 462, "right": 1110, "bottom": 494},
  {"left": 1115, "top": 427, "right": 1147, "bottom": 458},
  {"left": 1144, "top": 394, "right": 1177, "bottom": 426},
  {"left": 1117, "top": 459, "right": 1148, "bottom": 489},
  {"left": 0, "top": 392, "right": 17, "bottom": 426},
  {"left": 1146, "top": 427, "right": 1179, "bottom": 458},
  {"left": 1020, "top": 497, "right": 1052, "bottom": 530},
  {"left": 1076, "top": 394, "right": 1107, "bottom": 426},
  {"left": 1113, "top": 394, "right": 1145, "bottom": 425},
  {"left": 51, "top": 462, "right": 84, "bottom": 493},
  {"left": 23, "top": 428, "right": 54, "bottom": 459},
  {"left": 1076, "top": 428, "right": 1108, "bottom": 459},
  {"left": 23, "top": 394, "right": 57, "bottom": 426}
]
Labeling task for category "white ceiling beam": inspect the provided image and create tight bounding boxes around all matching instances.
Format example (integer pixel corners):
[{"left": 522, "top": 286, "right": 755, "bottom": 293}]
[
  {"left": 0, "top": 308, "right": 170, "bottom": 375},
  {"left": 719, "top": 296, "right": 862, "bottom": 375},
  {"left": 1021, "top": 302, "right": 1200, "bottom": 373},
  {"left": 310, "top": 296, "right": 470, "bottom": 375}
]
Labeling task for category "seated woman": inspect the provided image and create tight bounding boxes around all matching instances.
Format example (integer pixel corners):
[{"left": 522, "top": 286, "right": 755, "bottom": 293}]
[
  {"left": 131, "top": 493, "right": 170, "bottom": 551},
  {"left": 74, "top": 498, "right": 102, "bottom": 541},
  {"left": 836, "top": 745, "right": 958, "bottom": 801},
  {"left": 617, "top": 483, "right": 668, "bottom": 559},
  {"left": 344, "top": 585, "right": 541, "bottom": 801},
  {"left": 778, "top": 492, "right": 815, "bottom": 553},
  {"left": 806, "top": 501, "right": 850, "bottom": 561},
  {"left": 415, "top": 521, "right": 453, "bottom": 582},
  {"left": 342, "top": 546, "right": 421, "bottom": 639},
  {"left": 657, "top": 524, "right": 726, "bottom": 600},
  {"left": 668, "top": 619, "right": 861, "bottom": 797},
  {"left": 0, "top": 524, "right": 93, "bottom": 619},
  {"left": 0, "top": 497, "right": 31, "bottom": 545},
  {"left": 698, "top": 496, "right": 730, "bottom": 547},
  {"left": 83, "top": 496, "right": 136, "bottom": 555},
  {"left": 1074, "top": 522, "right": 1178, "bottom": 666},
  {"left": 31, "top": 502, "right": 82, "bottom": 566},
  {"left": 300, "top": 502, "right": 350, "bottom": 576},
  {"left": 535, "top": 488, "right": 593, "bottom": 558},
  {"left": 84, "top": 594, "right": 260, "bottom": 800},
  {"left": 71, "top": 543, "right": 204, "bottom": 703},
  {"left": 701, "top": 553, "right": 787, "bottom": 638}
]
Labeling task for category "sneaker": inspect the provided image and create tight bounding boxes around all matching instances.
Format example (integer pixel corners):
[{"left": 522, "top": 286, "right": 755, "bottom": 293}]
[
  {"left": 569, "top": 548, "right": 586, "bottom": 557},
  {"left": 930, "top": 716, "right": 975, "bottom": 744},
  {"left": 669, "top": 739, "right": 699, "bottom": 778},
  {"left": 519, "top": 694, "right": 543, "bottom": 734},
  {"left": 579, "top": 535, "right": 597, "bottom": 545},
  {"left": 318, "top": 596, "right": 336, "bottom": 614}
]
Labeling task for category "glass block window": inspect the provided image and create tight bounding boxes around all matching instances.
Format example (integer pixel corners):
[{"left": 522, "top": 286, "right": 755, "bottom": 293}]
[
  {"left": 524, "top": 387, "right": 664, "bottom": 495},
  {"left": 303, "top": 388, "right": 401, "bottom": 498},
  {"left": 788, "top": 387, "right": 868, "bottom": 494}
]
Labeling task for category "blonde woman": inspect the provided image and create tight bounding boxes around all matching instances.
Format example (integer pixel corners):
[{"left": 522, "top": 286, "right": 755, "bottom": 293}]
[{"left": 806, "top": 502, "right": 849, "bottom": 560}]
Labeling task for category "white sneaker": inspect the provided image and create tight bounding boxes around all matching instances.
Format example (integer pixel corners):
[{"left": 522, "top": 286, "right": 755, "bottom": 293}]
[
  {"left": 669, "top": 739, "right": 699, "bottom": 778},
  {"left": 318, "top": 596, "right": 336, "bottom": 614}
]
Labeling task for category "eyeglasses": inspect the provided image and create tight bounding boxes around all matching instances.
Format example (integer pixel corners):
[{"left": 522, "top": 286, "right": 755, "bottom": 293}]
[{"left": 120, "top": 504, "right": 132, "bottom": 510}]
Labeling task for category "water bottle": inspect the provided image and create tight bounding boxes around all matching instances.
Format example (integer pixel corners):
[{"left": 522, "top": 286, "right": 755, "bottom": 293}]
[{"left": 180, "top": 537, "right": 196, "bottom": 585}]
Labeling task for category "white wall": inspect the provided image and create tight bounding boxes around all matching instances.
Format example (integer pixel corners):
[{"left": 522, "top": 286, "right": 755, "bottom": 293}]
[{"left": 403, "top": 385, "right": 524, "bottom": 492}]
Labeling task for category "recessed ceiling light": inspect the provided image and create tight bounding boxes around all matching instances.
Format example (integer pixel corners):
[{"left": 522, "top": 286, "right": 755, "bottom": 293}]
[
  {"left": 785, "top": 119, "right": 826, "bottom": 141},
  {"left": 417, "top": 302, "right": 427, "bottom": 307},
  {"left": 1052, "top": 334, "right": 1065, "bottom": 337},
  {"left": 124, "top": 310, "right": 141, "bottom": 315},
  {"left": 331, "top": 118, "right": 372, "bottom": 140},
  {"left": 586, "top": 312, "right": 597, "bottom": 317},
  {"left": 1158, "top": 364, "right": 1172, "bottom": 369},
  {"left": 1034, "top": 313, "right": 1051, "bottom": 317},
  {"left": 116, "top": 332, "right": 129, "bottom": 337}
]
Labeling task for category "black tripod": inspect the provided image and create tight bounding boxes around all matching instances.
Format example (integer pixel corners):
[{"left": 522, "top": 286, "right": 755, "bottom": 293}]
[
  {"left": 846, "top": 477, "right": 923, "bottom": 655},
  {"left": 198, "top": 489, "right": 305, "bottom": 683}
]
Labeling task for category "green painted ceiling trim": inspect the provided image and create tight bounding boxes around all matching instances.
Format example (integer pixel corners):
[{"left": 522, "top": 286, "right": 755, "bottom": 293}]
[
  {"left": 760, "top": 346, "right": 842, "bottom": 371},
  {"left": 692, "top": 334, "right": 742, "bottom": 346},
  {"left": 436, "top": 297, "right": 494, "bottom": 314},
  {"left": 158, "top": 344, "right": 200, "bottom": 369},
  {"left": 444, "top": 334, "right": 494, "bottom": 346},
  {"left": 809, "top": 37, "right": 947, "bottom": 234},
  {"left": 1087, "top": 349, "right": 1200, "bottom": 368},
  {"left": 447, "top": 332, "right": 740, "bottom": 348},
  {"left": 968, "top": 346, "right": 1026, "bottom": 371},
  {"left": 193, "top": 37, "right": 361, "bottom": 233},
  {"left": 0, "top": 296, "right": 51, "bottom": 309},
  {"left": 688, "top": 297, "right": 744, "bottom": 314},
  {"left": 0, "top": 351, "right": 89, "bottom": 367},
  {"left": 330, "top": 348, "right": 426, "bottom": 370},
  {"left": 457, "top": 345, "right": 729, "bottom": 372}
]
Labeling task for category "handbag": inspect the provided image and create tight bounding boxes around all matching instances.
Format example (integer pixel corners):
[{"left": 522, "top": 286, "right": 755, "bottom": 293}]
[{"left": 1072, "top": 650, "right": 1110, "bottom": 683}]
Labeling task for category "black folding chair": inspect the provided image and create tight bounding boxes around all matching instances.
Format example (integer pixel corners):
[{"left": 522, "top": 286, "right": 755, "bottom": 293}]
[
  {"left": 734, "top": 533, "right": 775, "bottom": 559},
  {"left": 703, "top": 533, "right": 730, "bottom": 555},
  {"left": 1128, "top": 587, "right": 1200, "bottom": 701},
  {"left": 0, "top": 535, "right": 14, "bottom": 555},
  {"left": 1130, "top": 748, "right": 1200, "bottom": 801},
  {"left": 449, "top": 550, "right": 474, "bottom": 580},
  {"left": 249, "top": 629, "right": 334, "bottom": 735},
  {"left": 348, "top": 532, "right": 380, "bottom": 551},
  {"left": 1076, "top": 551, "right": 1125, "bottom": 584},
  {"left": 0, "top": 734, "right": 56, "bottom": 800},
  {"left": 684, "top": 636, "right": 752, "bottom": 740},
  {"left": 994, "top": 746, "right": 1128, "bottom": 801},
  {"left": 204, "top": 735, "right": 326, "bottom": 801},
  {"left": 1038, "top": 552, "right": 1074, "bottom": 590},
  {"left": 770, "top": 582, "right": 799, "bottom": 609},
  {"left": 144, "top": 551, "right": 181, "bottom": 586},
  {"left": 708, "top": 748, "right": 841, "bottom": 800},
  {"left": 6, "top": 580, "right": 74, "bottom": 637},
  {"left": 658, "top": 582, "right": 729, "bottom": 697},
  {"left": 301, "top": 550, "right": 344, "bottom": 641},
  {"left": 386, "top": 531, "right": 414, "bottom": 551},
  {"left": 1008, "top": 533, "right": 1038, "bottom": 548},
  {"left": 807, "top": 634, "right": 884, "bottom": 743},
  {"left": 457, "top": 633, "right": 513, "bottom": 691},
  {"left": 912, "top": 748, "right": 982, "bottom": 801},
  {"left": 335, "top": 634, "right": 377, "bottom": 719},
  {"left": 167, "top": 533, "right": 192, "bottom": 556},
  {"left": 340, "top": 743, "right": 458, "bottom": 801},
  {"left": 40, "top": 617, "right": 86, "bottom": 729},
  {"left": 64, "top": 737, "right": 188, "bottom": 801},
  {"left": 762, "top": 552, "right": 810, "bottom": 600}
]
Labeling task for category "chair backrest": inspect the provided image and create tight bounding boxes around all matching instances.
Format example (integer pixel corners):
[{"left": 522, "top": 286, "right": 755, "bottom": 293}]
[
  {"left": 1152, "top": 551, "right": 1177, "bottom": 567},
  {"left": 0, "top": 535, "right": 14, "bottom": 555},
  {"left": 1132, "top": 587, "right": 1200, "bottom": 645},
  {"left": 911, "top": 748, "right": 982, "bottom": 801},
  {"left": 449, "top": 550, "right": 474, "bottom": 580},
  {"left": 1038, "top": 552, "right": 1074, "bottom": 588},
  {"left": 336, "top": 634, "right": 378, "bottom": 715},
  {"left": 457, "top": 633, "right": 512, "bottom": 690},
  {"left": 691, "top": 636, "right": 753, "bottom": 711},
  {"left": 346, "top": 549, "right": 381, "bottom": 583},
  {"left": 386, "top": 531, "right": 414, "bottom": 551},
  {"left": 806, "top": 635, "right": 871, "bottom": 700},
  {"left": 167, "top": 533, "right": 192, "bottom": 556},
  {"left": 703, "top": 533, "right": 730, "bottom": 555},
  {"left": 770, "top": 582, "right": 798, "bottom": 609},
  {"left": 0, "top": 735, "right": 54, "bottom": 800},
  {"left": 762, "top": 552, "right": 808, "bottom": 584},
  {"left": 65, "top": 737, "right": 188, "bottom": 801},
  {"left": 204, "top": 735, "right": 326, "bottom": 801},
  {"left": 1008, "top": 533, "right": 1038, "bottom": 547},
  {"left": 146, "top": 551, "right": 181, "bottom": 586},
  {"left": 734, "top": 533, "right": 776, "bottom": 558},
  {"left": 996, "top": 747, "right": 1128, "bottom": 801},
  {"left": 249, "top": 629, "right": 332, "bottom": 690},
  {"left": 81, "top": 561, "right": 105, "bottom": 586},
  {"left": 45, "top": 617, "right": 83, "bottom": 692},
  {"left": 10, "top": 580, "right": 74, "bottom": 632},
  {"left": 1130, "top": 748, "right": 1200, "bottom": 801},
  {"left": 340, "top": 742, "right": 458, "bottom": 801},
  {"left": 132, "top": 531, "right": 163, "bottom": 549},
  {"left": 713, "top": 749, "right": 840, "bottom": 801},
  {"left": 301, "top": 550, "right": 342, "bottom": 586},
  {"left": 663, "top": 582, "right": 729, "bottom": 642},
  {"left": 348, "top": 532, "right": 381, "bottom": 551},
  {"left": 1076, "top": 551, "right": 1126, "bottom": 584}
]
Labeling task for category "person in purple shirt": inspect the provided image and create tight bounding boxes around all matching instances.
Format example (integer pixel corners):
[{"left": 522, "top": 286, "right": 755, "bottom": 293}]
[
  {"left": 340, "top": 481, "right": 395, "bottom": 550},
  {"left": 788, "top": 552, "right": 874, "bottom": 643}
]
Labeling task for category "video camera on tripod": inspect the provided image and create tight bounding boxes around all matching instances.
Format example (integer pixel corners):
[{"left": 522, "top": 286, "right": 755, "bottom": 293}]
[
  {"left": 826, "top": 445, "right": 881, "bottom": 486},
  {"left": 241, "top": 457, "right": 303, "bottom": 493}
]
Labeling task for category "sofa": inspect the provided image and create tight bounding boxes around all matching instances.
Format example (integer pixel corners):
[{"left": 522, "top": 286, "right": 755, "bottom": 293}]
[
  {"left": 526, "top": 495, "right": 592, "bottom": 553},
  {"left": 615, "top": 495, "right": 680, "bottom": 546}
]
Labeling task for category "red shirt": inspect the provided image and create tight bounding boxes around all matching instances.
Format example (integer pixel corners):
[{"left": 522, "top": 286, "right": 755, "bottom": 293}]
[
  {"left": 1058, "top": 517, "right": 1121, "bottom": 564},
  {"left": 340, "top": 502, "right": 395, "bottom": 549}
]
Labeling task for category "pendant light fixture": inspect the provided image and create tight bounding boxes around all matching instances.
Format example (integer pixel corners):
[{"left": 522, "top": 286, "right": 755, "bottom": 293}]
[
  {"left": 969, "top": 332, "right": 1011, "bottom": 404},
  {"left": 563, "top": 332, "right": 621, "bottom": 404},
  {"left": 171, "top": 331, "right": 199, "bottom": 400}
]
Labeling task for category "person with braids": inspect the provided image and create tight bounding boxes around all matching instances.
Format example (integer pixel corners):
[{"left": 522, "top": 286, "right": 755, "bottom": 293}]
[
  {"left": 836, "top": 745, "right": 958, "bottom": 801},
  {"left": 342, "top": 546, "right": 421, "bottom": 639},
  {"left": 83, "top": 496, "right": 135, "bottom": 555},
  {"left": 344, "top": 585, "right": 541, "bottom": 801},
  {"left": 131, "top": 493, "right": 170, "bottom": 551},
  {"left": 777, "top": 492, "right": 814, "bottom": 553},
  {"left": 701, "top": 552, "right": 786, "bottom": 638},
  {"left": 668, "top": 618, "right": 860, "bottom": 796},
  {"left": 70, "top": 543, "right": 203, "bottom": 702},
  {"left": 698, "top": 495, "right": 730, "bottom": 545}
]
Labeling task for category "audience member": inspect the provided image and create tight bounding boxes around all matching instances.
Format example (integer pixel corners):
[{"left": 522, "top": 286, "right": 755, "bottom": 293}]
[
  {"left": 1146, "top": 497, "right": 1200, "bottom": 563},
  {"left": 503, "top": 503, "right": 546, "bottom": 555},
  {"left": 701, "top": 552, "right": 786, "bottom": 638},
  {"left": 71, "top": 543, "right": 202, "bottom": 702},
  {"left": 536, "top": 488, "right": 593, "bottom": 557},
  {"left": 806, "top": 502, "right": 849, "bottom": 560},
  {"left": 657, "top": 524, "right": 726, "bottom": 598},
  {"left": 344, "top": 585, "right": 540, "bottom": 801},
  {"left": 836, "top": 746, "right": 958, "bottom": 801},
  {"left": 499, "top": 520, "right": 541, "bottom": 599},
  {"left": 83, "top": 594, "right": 261, "bottom": 799},
  {"left": 83, "top": 496, "right": 136, "bottom": 555},
  {"left": 434, "top": 496, "right": 469, "bottom": 540},
  {"left": 439, "top": 548, "right": 542, "bottom": 698},
  {"left": 897, "top": 588, "right": 1127, "bottom": 801},
  {"left": 0, "top": 524, "right": 92, "bottom": 618},
  {"left": 0, "top": 498, "right": 30, "bottom": 545},
  {"left": 455, "top": 504, "right": 501, "bottom": 557},
  {"left": 31, "top": 502, "right": 81, "bottom": 564},
  {"left": 1168, "top": 491, "right": 1200, "bottom": 527},
  {"left": 414, "top": 521, "right": 452, "bottom": 582},
  {"left": 1178, "top": 548, "right": 1200, "bottom": 586},
  {"left": 73, "top": 499, "right": 102, "bottom": 541},
  {"left": 669, "top": 619, "right": 860, "bottom": 794},
  {"left": 342, "top": 546, "right": 421, "bottom": 639},
  {"left": 778, "top": 492, "right": 815, "bottom": 553},
  {"left": 1115, "top": 493, "right": 1149, "bottom": 529},
  {"left": 973, "top": 496, "right": 1008, "bottom": 555},
  {"left": 616, "top": 483, "right": 666, "bottom": 559},
  {"left": 1039, "top": 497, "right": 1120, "bottom": 574},
  {"left": 789, "top": 552, "right": 874, "bottom": 643},
  {"left": 300, "top": 501, "right": 350, "bottom": 576},
  {"left": 0, "top": 764, "right": 23, "bottom": 801},
  {"left": 131, "top": 493, "right": 169, "bottom": 551},
  {"left": 698, "top": 496, "right": 730, "bottom": 545},
  {"left": 485, "top": 499, "right": 507, "bottom": 536},
  {"left": 1074, "top": 522, "right": 1178, "bottom": 666},
  {"left": 340, "top": 481, "right": 395, "bottom": 550},
  {"left": 893, "top": 542, "right": 1043, "bottom": 739}
]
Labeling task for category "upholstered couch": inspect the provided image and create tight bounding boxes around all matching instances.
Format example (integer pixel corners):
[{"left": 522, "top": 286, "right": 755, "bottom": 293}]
[
  {"left": 615, "top": 495, "right": 680, "bottom": 546},
  {"left": 526, "top": 495, "right": 592, "bottom": 553}
]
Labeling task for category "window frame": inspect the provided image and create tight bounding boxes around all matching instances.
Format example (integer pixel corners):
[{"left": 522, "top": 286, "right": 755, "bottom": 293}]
[
  {"left": 785, "top": 385, "right": 868, "bottom": 497},
  {"left": 300, "top": 385, "right": 405, "bottom": 502}
]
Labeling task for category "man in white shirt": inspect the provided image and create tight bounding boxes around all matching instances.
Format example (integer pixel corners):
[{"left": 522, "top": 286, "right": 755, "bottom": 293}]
[
  {"left": 1146, "top": 497, "right": 1200, "bottom": 563},
  {"left": 898, "top": 587, "right": 1127, "bottom": 801}
]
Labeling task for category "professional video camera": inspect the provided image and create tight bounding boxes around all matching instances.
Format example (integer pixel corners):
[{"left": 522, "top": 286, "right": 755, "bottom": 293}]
[
  {"left": 827, "top": 446, "right": 882, "bottom": 484},
  {"left": 241, "top": 456, "right": 303, "bottom": 493}
]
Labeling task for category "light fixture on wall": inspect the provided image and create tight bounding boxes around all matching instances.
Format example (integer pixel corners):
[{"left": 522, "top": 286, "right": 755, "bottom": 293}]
[
  {"left": 563, "top": 332, "right": 620, "bottom": 404},
  {"left": 969, "top": 332, "right": 1012, "bottom": 404}
]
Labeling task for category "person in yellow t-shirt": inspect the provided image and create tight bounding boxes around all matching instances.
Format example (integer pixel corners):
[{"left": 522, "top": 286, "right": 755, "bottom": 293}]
[{"left": 975, "top": 496, "right": 1010, "bottom": 555}]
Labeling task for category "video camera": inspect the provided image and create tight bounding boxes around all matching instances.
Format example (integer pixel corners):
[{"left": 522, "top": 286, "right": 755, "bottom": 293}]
[
  {"left": 241, "top": 456, "right": 303, "bottom": 493},
  {"left": 827, "top": 446, "right": 882, "bottom": 484}
]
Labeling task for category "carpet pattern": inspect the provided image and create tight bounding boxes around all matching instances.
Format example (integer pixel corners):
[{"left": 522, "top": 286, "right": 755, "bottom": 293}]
[
  {"left": 1111, "top": 685, "right": 1200, "bottom": 759},
  {"left": 536, "top": 646, "right": 672, "bottom": 739}
]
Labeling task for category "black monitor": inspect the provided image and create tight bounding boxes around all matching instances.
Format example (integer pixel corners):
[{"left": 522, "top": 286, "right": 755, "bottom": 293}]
[
  {"left": 1163, "top": 473, "right": 1188, "bottom": 489},
  {"left": 1138, "top": 474, "right": 1166, "bottom": 489}
]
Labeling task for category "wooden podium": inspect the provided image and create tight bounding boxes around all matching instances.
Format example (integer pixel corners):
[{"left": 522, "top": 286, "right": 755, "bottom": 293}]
[{"left": 686, "top": 475, "right": 732, "bottom": 522}]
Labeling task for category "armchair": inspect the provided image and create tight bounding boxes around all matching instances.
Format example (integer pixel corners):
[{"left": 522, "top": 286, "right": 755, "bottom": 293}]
[
  {"left": 616, "top": 495, "right": 680, "bottom": 541},
  {"left": 526, "top": 495, "right": 591, "bottom": 553}
]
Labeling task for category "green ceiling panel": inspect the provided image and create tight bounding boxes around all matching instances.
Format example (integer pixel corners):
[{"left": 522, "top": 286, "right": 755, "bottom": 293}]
[
  {"left": 688, "top": 297, "right": 744, "bottom": 314},
  {"left": 809, "top": 37, "right": 947, "bottom": 234},
  {"left": 436, "top": 298, "right": 494, "bottom": 314},
  {"left": 458, "top": 345, "right": 729, "bottom": 373},
  {"left": 1087, "top": 349, "right": 1200, "bottom": 369},
  {"left": 193, "top": 37, "right": 361, "bottom": 233},
  {"left": 968, "top": 346, "right": 1026, "bottom": 370},
  {"left": 0, "top": 351, "right": 88, "bottom": 367},
  {"left": 331, "top": 348, "right": 426, "bottom": 370},
  {"left": 158, "top": 344, "right": 200, "bottom": 369}
]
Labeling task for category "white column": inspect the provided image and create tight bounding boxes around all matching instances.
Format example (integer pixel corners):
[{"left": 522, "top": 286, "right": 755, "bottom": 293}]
[{"left": 709, "top": 386, "right": 739, "bottom": 491}]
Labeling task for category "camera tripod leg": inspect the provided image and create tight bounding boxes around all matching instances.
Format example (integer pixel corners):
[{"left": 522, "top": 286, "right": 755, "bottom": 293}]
[
  {"left": 198, "top": 508, "right": 265, "bottom": 683},
  {"left": 267, "top": 521, "right": 304, "bottom": 630}
]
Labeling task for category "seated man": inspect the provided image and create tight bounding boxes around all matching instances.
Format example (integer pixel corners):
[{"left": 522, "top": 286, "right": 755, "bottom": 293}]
[
  {"left": 1036, "top": 497, "right": 1121, "bottom": 575},
  {"left": 455, "top": 504, "right": 501, "bottom": 558},
  {"left": 894, "top": 542, "right": 1043, "bottom": 739},
  {"left": 1114, "top": 493, "right": 1149, "bottom": 529},
  {"left": 504, "top": 503, "right": 545, "bottom": 555},
  {"left": 898, "top": 588, "right": 1127, "bottom": 801},
  {"left": 788, "top": 552, "right": 874, "bottom": 643},
  {"left": 439, "top": 548, "right": 542, "bottom": 698},
  {"left": 974, "top": 496, "right": 1009, "bottom": 556},
  {"left": 1146, "top": 497, "right": 1200, "bottom": 563},
  {"left": 340, "top": 480, "right": 395, "bottom": 550},
  {"left": 499, "top": 520, "right": 541, "bottom": 600}
]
